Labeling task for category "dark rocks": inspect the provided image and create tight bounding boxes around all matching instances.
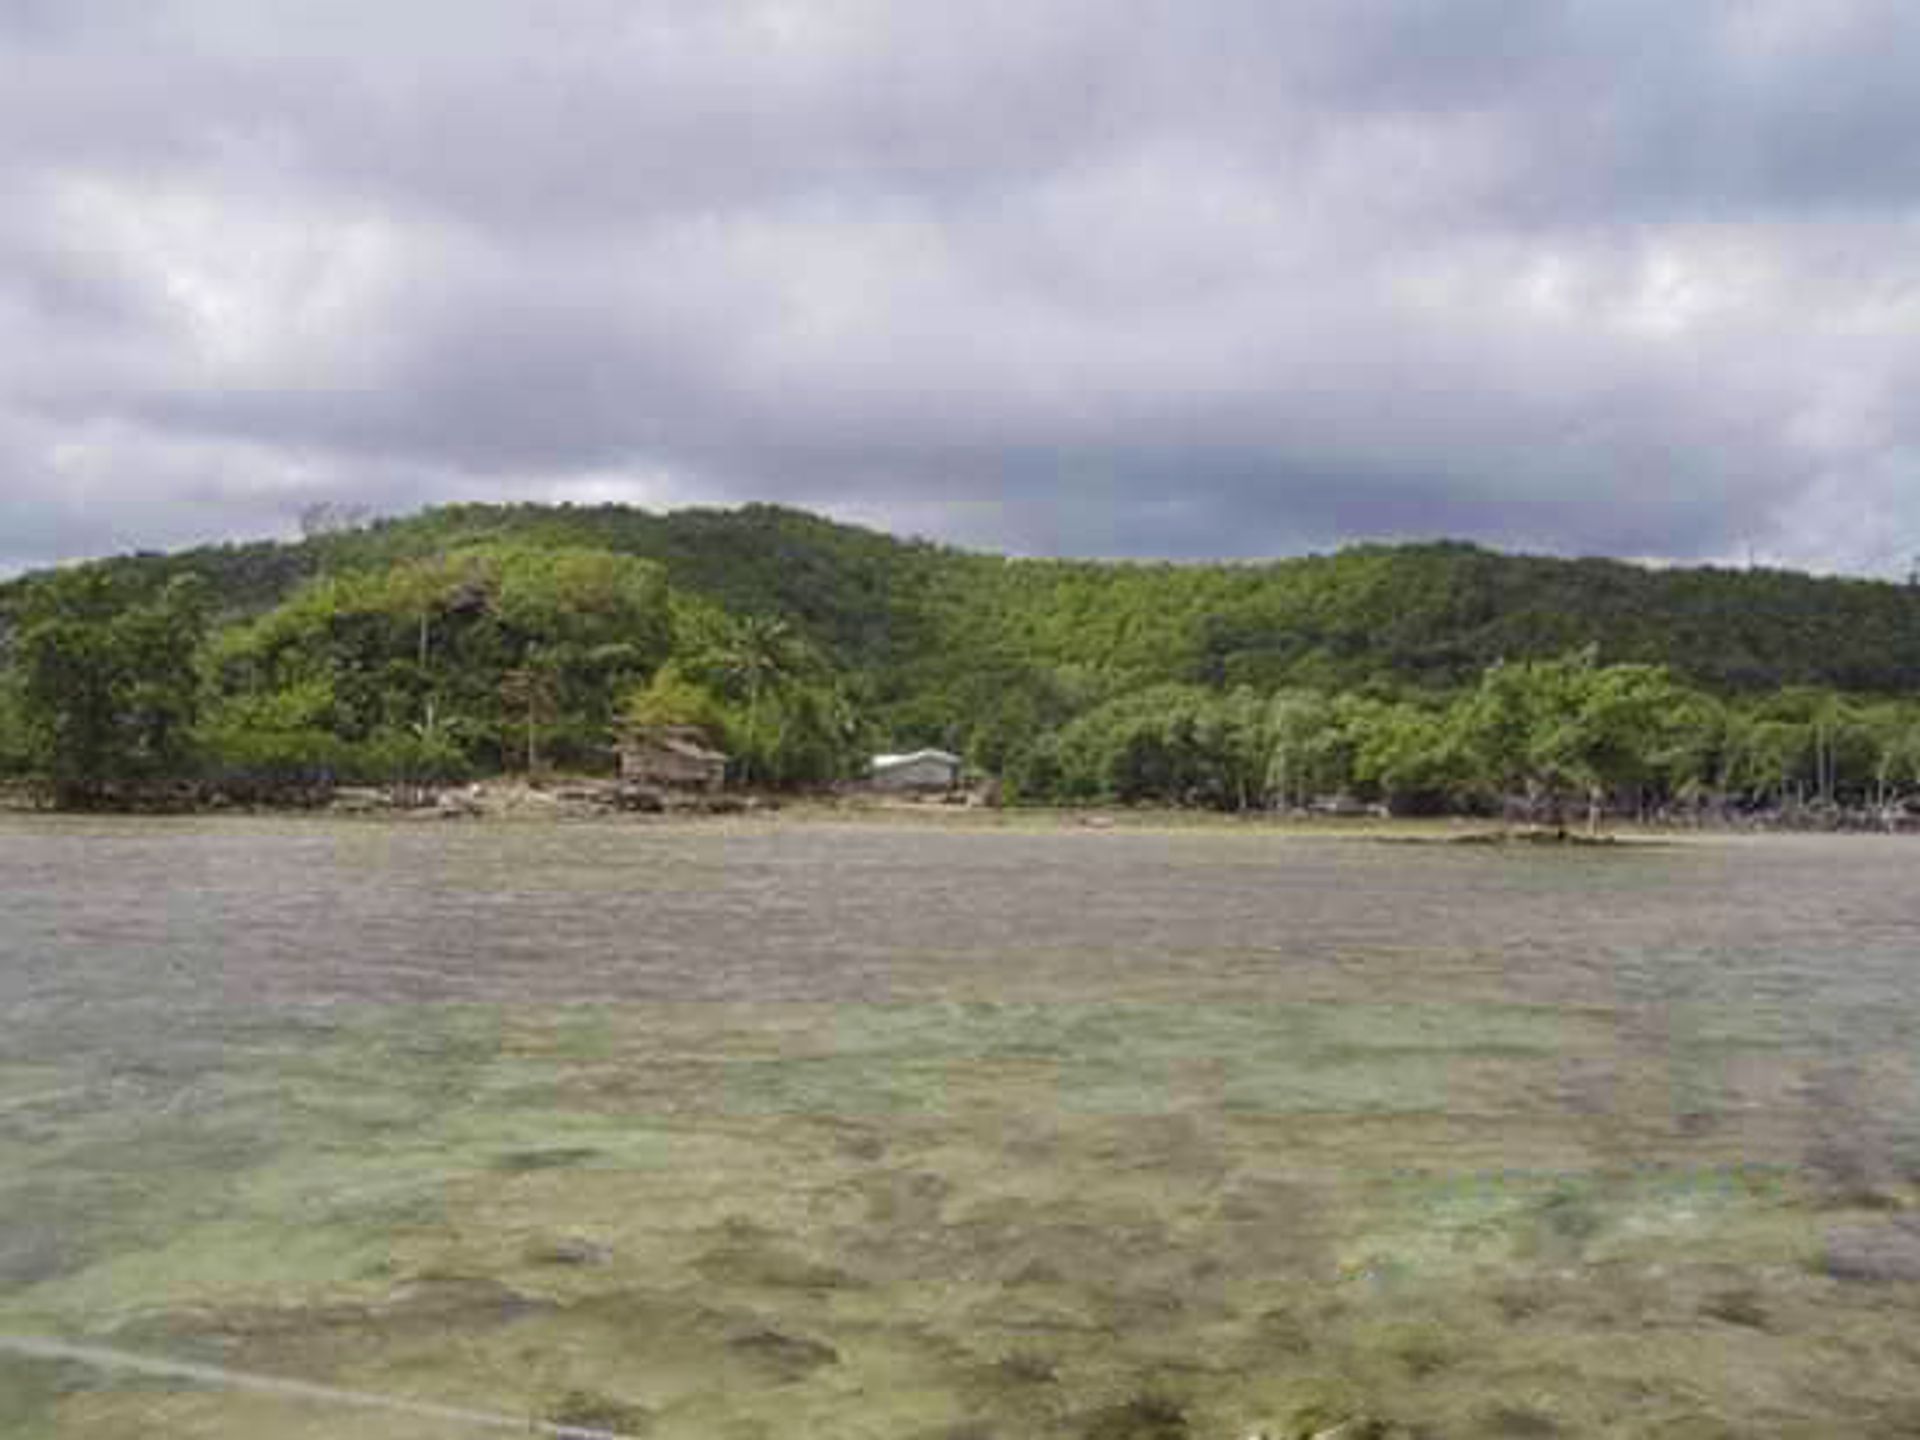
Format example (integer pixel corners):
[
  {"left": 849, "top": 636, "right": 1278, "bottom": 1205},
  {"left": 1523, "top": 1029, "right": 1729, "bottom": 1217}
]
[
  {"left": 1824, "top": 1216, "right": 1920, "bottom": 1284},
  {"left": 1482, "top": 1405, "right": 1562, "bottom": 1436},
  {"left": 547, "top": 1387, "right": 653, "bottom": 1436},
  {"left": 529, "top": 1236, "right": 614, "bottom": 1267},
  {"left": 725, "top": 1325, "right": 841, "bottom": 1378},
  {"left": 494, "top": 1146, "right": 603, "bottom": 1172},
  {"left": 1074, "top": 1392, "right": 1189, "bottom": 1440},
  {"left": 1699, "top": 1288, "right": 1770, "bottom": 1329},
  {"left": 992, "top": 1350, "right": 1059, "bottom": 1386}
]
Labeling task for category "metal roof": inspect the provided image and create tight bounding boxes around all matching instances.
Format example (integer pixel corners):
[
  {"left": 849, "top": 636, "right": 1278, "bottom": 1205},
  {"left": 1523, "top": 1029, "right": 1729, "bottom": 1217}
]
[{"left": 871, "top": 749, "right": 962, "bottom": 769}]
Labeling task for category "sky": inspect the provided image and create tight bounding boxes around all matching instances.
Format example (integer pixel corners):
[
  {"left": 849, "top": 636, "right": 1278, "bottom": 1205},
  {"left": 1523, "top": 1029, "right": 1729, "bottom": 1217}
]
[{"left": 4, "top": 0, "right": 1919, "bottom": 576}]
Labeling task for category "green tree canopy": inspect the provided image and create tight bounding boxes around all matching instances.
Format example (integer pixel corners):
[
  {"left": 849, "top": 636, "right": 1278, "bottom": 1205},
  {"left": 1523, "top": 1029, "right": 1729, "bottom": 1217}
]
[{"left": 9, "top": 570, "right": 208, "bottom": 803}]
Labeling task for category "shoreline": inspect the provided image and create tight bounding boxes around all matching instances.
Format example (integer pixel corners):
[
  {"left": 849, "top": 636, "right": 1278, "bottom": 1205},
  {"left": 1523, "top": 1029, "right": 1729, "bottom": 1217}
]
[{"left": 0, "top": 780, "right": 1895, "bottom": 844}]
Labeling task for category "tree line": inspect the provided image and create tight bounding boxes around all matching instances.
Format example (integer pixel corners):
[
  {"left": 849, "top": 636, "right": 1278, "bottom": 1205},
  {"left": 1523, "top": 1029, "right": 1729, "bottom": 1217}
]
[
  {"left": 1011, "top": 652, "right": 1920, "bottom": 823},
  {"left": 0, "top": 542, "right": 865, "bottom": 806},
  {"left": 5, "top": 503, "right": 1920, "bottom": 817}
]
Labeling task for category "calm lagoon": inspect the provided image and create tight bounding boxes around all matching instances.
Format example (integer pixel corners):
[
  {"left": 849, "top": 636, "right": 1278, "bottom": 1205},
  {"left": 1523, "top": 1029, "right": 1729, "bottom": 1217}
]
[{"left": 3, "top": 818, "right": 1919, "bottom": 1437}]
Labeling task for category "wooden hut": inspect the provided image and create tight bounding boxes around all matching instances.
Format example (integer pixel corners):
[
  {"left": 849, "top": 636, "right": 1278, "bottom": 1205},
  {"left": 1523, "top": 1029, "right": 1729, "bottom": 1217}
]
[{"left": 617, "top": 725, "right": 729, "bottom": 793}]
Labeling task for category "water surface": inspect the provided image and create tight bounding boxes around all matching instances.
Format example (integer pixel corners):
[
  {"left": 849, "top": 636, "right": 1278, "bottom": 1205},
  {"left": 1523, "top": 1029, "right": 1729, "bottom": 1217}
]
[{"left": 3, "top": 819, "right": 1918, "bottom": 1437}]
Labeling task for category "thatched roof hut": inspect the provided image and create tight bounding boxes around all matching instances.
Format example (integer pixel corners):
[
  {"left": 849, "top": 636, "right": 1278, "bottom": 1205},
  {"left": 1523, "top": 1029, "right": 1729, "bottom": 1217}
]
[{"left": 617, "top": 725, "right": 729, "bottom": 792}]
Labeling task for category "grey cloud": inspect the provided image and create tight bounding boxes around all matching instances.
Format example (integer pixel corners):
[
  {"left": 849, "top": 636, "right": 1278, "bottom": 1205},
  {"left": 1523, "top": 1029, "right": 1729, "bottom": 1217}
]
[{"left": 3, "top": 0, "right": 1920, "bottom": 575}]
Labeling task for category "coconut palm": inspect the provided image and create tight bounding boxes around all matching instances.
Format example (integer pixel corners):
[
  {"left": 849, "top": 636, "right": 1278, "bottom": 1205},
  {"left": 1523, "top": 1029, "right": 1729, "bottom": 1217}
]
[{"left": 715, "top": 616, "right": 800, "bottom": 783}]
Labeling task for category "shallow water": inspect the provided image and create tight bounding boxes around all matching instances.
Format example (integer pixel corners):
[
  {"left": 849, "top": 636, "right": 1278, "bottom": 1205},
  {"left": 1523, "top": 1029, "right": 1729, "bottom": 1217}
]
[{"left": 2, "top": 818, "right": 1919, "bottom": 1437}]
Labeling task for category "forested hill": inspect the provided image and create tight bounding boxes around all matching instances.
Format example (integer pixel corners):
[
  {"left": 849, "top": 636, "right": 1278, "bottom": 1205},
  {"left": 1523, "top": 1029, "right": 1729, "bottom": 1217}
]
[
  {"left": 8, "top": 500, "right": 1917, "bottom": 697},
  {"left": 6, "top": 501, "right": 1920, "bottom": 810}
]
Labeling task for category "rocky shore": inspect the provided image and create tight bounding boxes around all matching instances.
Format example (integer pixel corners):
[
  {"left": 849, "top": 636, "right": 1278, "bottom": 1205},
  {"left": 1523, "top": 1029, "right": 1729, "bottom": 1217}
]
[{"left": 0, "top": 776, "right": 779, "bottom": 820}]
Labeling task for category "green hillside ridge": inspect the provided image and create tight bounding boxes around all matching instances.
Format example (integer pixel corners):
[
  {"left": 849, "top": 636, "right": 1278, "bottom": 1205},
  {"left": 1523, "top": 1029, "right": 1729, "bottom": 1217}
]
[{"left": 4, "top": 501, "right": 1920, "bottom": 814}]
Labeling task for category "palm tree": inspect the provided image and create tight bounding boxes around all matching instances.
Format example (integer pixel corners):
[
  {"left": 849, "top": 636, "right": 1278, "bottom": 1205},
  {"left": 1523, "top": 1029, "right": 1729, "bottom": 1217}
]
[
  {"left": 716, "top": 616, "right": 799, "bottom": 783},
  {"left": 500, "top": 654, "right": 559, "bottom": 775}
]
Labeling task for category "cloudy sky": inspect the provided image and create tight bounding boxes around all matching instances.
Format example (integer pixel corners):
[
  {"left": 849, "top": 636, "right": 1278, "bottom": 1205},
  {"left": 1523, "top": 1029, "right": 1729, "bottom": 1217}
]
[{"left": 4, "top": 1, "right": 1919, "bottom": 575}]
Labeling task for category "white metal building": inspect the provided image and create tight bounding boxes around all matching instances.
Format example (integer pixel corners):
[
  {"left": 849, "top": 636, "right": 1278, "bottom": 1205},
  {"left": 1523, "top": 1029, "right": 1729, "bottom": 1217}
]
[{"left": 869, "top": 749, "right": 963, "bottom": 792}]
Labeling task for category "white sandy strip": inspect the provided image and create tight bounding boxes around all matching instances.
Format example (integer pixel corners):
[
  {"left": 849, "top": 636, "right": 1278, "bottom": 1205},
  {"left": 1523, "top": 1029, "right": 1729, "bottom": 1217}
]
[{"left": 0, "top": 1334, "right": 639, "bottom": 1439}]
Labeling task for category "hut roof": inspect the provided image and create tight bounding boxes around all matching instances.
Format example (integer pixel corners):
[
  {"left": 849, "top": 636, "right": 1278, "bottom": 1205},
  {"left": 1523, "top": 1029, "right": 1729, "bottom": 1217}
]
[
  {"left": 653, "top": 735, "right": 728, "bottom": 763},
  {"left": 618, "top": 725, "right": 729, "bottom": 764}
]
